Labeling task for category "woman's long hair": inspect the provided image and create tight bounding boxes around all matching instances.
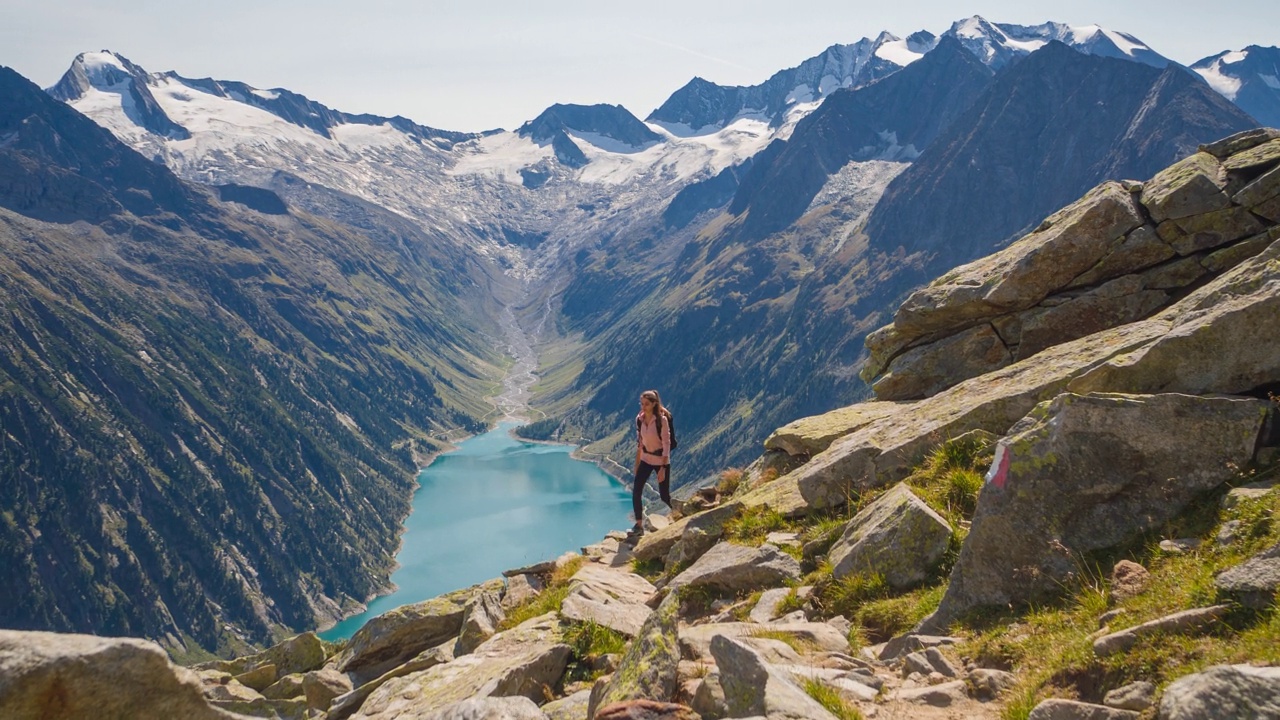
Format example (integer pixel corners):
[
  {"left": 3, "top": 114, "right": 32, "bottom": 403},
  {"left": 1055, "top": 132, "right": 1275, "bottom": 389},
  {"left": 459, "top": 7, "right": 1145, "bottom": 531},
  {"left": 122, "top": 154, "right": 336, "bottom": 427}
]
[{"left": 641, "top": 389, "right": 669, "bottom": 421}]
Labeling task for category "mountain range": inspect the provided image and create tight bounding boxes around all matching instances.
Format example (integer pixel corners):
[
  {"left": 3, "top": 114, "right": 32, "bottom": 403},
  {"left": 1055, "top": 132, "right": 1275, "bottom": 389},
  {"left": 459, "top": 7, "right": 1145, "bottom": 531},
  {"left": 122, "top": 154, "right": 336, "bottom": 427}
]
[{"left": 2, "top": 14, "right": 1278, "bottom": 653}]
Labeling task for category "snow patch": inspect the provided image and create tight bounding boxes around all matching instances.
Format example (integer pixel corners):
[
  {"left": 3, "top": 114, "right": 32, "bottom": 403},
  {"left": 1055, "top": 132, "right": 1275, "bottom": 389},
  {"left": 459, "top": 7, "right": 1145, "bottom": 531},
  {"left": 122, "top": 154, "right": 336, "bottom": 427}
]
[
  {"left": 1262, "top": 74, "right": 1280, "bottom": 90},
  {"left": 1100, "top": 29, "right": 1147, "bottom": 56},
  {"left": 251, "top": 89, "right": 280, "bottom": 100},
  {"left": 786, "top": 83, "right": 815, "bottom": 104},
  {"left": 1195, "top": 60, "right": 1244, "bottom": 100},
  {"left": 1222, "top": 50, "right": 1249, "bottom": 65},
  {"left": 874, "top": 39, "right": 924, "bottom": 66}
]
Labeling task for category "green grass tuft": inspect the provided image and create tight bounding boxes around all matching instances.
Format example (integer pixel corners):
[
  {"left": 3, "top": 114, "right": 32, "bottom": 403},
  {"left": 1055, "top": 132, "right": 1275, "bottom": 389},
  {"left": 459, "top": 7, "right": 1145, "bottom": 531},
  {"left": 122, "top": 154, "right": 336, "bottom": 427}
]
[{"left": 801, "top": 676, "right": 863, "bottom": 720}]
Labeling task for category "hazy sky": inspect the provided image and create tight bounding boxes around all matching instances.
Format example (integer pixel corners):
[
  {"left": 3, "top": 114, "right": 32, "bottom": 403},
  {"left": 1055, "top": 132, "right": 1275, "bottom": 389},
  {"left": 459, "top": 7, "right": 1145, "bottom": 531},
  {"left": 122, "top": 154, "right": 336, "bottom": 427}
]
[{"left": 3, "top": 1, "right": 1277, "bottom": 133}]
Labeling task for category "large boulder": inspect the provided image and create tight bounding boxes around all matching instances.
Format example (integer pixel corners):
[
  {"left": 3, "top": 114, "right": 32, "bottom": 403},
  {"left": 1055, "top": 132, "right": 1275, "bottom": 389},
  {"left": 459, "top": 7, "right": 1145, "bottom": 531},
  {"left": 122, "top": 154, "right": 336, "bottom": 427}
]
[
  {"left": 922, "top": 392, "right": 1266, "bottom": 629},
  {"left": 665, "top": 542, "right": 801, "bottom": 595},
  {"left": 1140, "top": 151, "right": 1230, "bottom": 222},
  {"left": 336, "top": 583, "right": 488, "bottom": 684},
  {"left": 195, "top": 632, "right": 328, "bottom": 678},
  {"left": 0, "top": 629, "right": 240, "bottom": 720},
  {"left": 351, "top": 613, "right": 569, "bottom": 720},
  {"left": 1069, "top": 234, "right": 1280, "bottom": 396},
  {"left": 417, "top": 696, "right": 548, "bottom": 719},
  {"left": 664, "top": 502, "right": 744, "bottom": 568},
  {"left": 828, "top": 483, "right": 953, "bottom": 590},
  {"left": 892, "top": 181, "right": 1146, "bottom": 337},
  {"left": 560, "top": 564, "right": 657, "bottom": 638},
  {"left": 709, "top": 635, "right": 839, "bottom": 720},
  {"left": 1157, "top": 664, "right": 1280, "bottom": 720},
  {"left": 588, "top": 592, "right": 681, "bottom": 718}
]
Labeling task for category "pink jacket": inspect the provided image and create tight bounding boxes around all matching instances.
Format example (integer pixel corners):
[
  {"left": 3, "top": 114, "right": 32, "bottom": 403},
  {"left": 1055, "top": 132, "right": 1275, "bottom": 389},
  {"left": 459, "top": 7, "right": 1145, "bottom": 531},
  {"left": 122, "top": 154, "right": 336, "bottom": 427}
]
[{"left": 636, "top": 412, "right": 671, "bottom": 466}]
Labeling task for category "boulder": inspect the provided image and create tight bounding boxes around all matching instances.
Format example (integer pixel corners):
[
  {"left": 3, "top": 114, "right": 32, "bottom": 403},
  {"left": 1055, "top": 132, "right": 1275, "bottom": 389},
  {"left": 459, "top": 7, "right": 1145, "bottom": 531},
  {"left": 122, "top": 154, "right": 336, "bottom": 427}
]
[
  {"left": 893, "top": 181, "right": 1146, "bottom": 336},
  {"left": 678, "top": 622, "right": 849, "bottom": 663},
  {"left": 328, "top": 643, "right": 453, "bottom": 720},
  {"left": 749, "top": 588, "right": 793, "bottom": 624},
  {"left": 764, "top": 402, "right": 904, "bottom": 457},
  {"left": 262, "top": 673, "right": 306, "bottom": 700},
  {"left": 1157, "top": 664, "right": 1280, "bottom": 719},
  {"left": 195, "top": 631, "right": 328, "bottom": 679},
  {"left": 1010, "top": 271, "right": 1175, "bottom": 360},
  {"left": 1066, "top": 225, "right": 1174, "bottom": 290},
  {"left": 1139, "top": 152, "right": 1229, "bottom": 222},
  {"left": 923, "top": 392, "right": 1265, "bottom": 629},
  {"left": 504, "top": 574, "right": 545, "bottom": 610},
  {"left": 303, "top": 668, "right": 353, "bottom": 712},
  {"left": 1027, "top": 698, "right": 1139, "bottom": 719},
  {"left": 417, "top": 696, "right": 548, "bottom": 719},
  {"left": 1093, "top": 605, "right": 1231, "bottom": 657},
  {"left": 968, "top": 668, "right": 1017, "bottom": 700},
  {"left": 560, "top": 564, "right": 657, "bottom": 638},
  {"left": 594, "top": 700, "right": 700, "bottom": 719},
  {"left": 1234, "top": 163, "right": 1280, "bottom": 208},
  {"left": 541, "top": 689, "right": 591, "bottom": 720},
  {"left": 233, "top": 663, "right": 277, "bottom": 692},
  {"left": 828, "top": 484, "right": 952, "bottom": 590},
  {"left": 1214, "top": 541, "right": 1280, "bottom": 608},
  {"left": 709, "top": 635, "right": 839, "bottom": 720},
  {"left": 665, "top": 502, "right": 744, "bottom": 568},
  {"left": 588, "top": 592, "right": 681, "bottom": 717},
  {"left": 1157, "top": 206, "right": 1265, "bottom": 256},
  {"left": 690, "top": 672, "right": 727, "bottom": 719},
  {"left": 665, "top": 543, "right": 801, "bottom": 595},
  {"left": 632, "top": 516, "right": 693, "bottom": 563},
  {"left": 351, "top": 613, "right": 569, "bottom": 719},
  {"left": 1199, "top": 128, "right": 1280, "bottom": 158},
  {"left": 335, "top": 583, "right": 483, "bottom": 684},
  {"left": 892, "top": 680, "right": 968, "bottom": 706},
  {"left": 1103, "top": 681, "right": 1156, "bottom": 711},
  {"left": 1222, "top": 138, "right": 1280, "bottom": 171},
  {"left": 455, "top": 591, "right": 506, "bottom": 656},
  {"left": 872, "top": 322, "right": 1011, "bottom": 401},
  {"left": 1069, "top": 235, "right": 1280, "bottom": 396},
  {"left": 0, "top": 630, "right": 239, "bottom": 720},
  {"left": 750, "top": 318, "right": 1171, "bottom": 513}
]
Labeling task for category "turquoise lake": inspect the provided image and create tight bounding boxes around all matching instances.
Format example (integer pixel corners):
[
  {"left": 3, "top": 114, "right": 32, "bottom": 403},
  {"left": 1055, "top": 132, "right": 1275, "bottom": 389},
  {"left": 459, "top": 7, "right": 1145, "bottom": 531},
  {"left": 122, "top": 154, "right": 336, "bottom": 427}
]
[{"left": 318, "top": 421, "right": 631, "bottom": 641}]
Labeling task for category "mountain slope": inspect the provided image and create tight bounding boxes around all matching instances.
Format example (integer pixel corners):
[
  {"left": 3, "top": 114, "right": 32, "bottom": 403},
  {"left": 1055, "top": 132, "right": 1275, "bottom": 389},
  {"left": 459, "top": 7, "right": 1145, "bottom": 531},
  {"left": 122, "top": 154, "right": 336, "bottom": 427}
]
[
  {"left": 864, "top": 42, "right": 1258, "bottom": 264},
  {"left": 538, "top": 41, "right": 1260, "bottom": 486},
  {"left": 1193, "top": 45, "right": 1280, "bottom": 128},
  {"left": 0, "top": 66, "right": 507, "bottom": 658}
]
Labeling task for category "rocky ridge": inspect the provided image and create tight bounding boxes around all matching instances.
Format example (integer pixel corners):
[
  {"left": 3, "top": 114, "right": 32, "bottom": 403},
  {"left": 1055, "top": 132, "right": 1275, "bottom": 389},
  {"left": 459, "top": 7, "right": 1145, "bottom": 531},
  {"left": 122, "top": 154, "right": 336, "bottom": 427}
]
[{"left": 5, "top": 130, "right": 1280, "bottom": 720}]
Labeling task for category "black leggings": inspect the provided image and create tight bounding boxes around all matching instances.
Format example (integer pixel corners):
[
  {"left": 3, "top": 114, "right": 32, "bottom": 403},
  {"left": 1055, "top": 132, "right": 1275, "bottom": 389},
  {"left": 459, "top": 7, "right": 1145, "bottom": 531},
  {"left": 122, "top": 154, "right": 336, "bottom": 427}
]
[{"left": 633, "top": 461, "right": 672, "bottom": 522}]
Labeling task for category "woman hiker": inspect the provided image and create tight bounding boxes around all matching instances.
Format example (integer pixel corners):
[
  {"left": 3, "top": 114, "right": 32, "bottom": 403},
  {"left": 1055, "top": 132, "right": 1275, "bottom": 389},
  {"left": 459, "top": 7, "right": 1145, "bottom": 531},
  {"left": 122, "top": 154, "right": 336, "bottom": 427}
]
[{"left": 631, "top": 389, "right": 674, "bottom": 536}]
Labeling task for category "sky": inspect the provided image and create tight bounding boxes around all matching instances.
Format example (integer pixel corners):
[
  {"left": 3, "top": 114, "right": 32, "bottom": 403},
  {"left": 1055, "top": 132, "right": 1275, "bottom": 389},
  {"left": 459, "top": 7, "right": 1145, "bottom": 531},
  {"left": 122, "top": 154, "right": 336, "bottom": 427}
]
[{"left": 2, "top": 0, "right": 1278, "bottom": 133}]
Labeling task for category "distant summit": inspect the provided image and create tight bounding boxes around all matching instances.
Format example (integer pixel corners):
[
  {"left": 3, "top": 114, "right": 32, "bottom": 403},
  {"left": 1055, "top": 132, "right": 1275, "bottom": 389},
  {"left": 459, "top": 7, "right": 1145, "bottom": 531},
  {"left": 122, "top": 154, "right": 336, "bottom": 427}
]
[
  {"left": 1192, "top": 45, "right": 1280, "bottom": 127},
  {"left": 646, "top": 15, "right": 1171, "bottom": 134},
  {"left": 518, "top": 103, "right": 662, "bottom": 149},
  {"left": 47, "top": 50, "right": 471, "bottom": 146}
]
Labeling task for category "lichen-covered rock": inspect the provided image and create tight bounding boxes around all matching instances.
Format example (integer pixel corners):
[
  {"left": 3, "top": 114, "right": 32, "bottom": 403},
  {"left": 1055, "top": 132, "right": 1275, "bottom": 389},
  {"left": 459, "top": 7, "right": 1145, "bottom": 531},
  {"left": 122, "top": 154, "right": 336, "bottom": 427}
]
[
  {"left": 455, "top": 590, "right": 506, "bottom": 656},
  {"left": 710, "top": 635, "right": 838, "bottom": 720},
  {"left": 1104, "top": 681, "right": 1156, "bottom": 711},
  {"left": 1067, "top": 225, "right": 1175, "bottom": 289},
  {"left": 678, "top": 622, "right": 848, "bottom": 663},
  {"left": 262, "top": 672, "right": 306, "bottom": 700},
  {"left": 0, "top": 630, "right": 241, "bottom": 720},
  {"left": 872, "top": 323, "right": 1011, "bottom": 401},
  {"left": 351, "top": 613, "right": 569, "bottom": 720},
  {"left": 303, "top": 667, "right": 353, "bottom": 712},
  {"left": 1157, "top": 205, "right": 1265, "bottom": 256},
  {"left": 541, "top": 689, "right": 591, "bottom": 720},
  {"left": 1222, "top": 138, "right": 1280, "bottom": 171},
  {"left": 560, "top": 564, "right": 656, "bottom": 638},
  {"left": 504, "top": 574, "right": 545, "bottom": 610},
  {"left": 632, "top": 516, "right": 693, "bottom": 563},
  {"left": 1092, "top": 605, "right": 1231, "bottom": 657},
  {"left": 923, "top": 392, "right": 1266, "bottom": 629},
  {"left": 664, "top": 501, "right": 744, "bottom": 568},
  {"left": 1140, "top": 152, "right": 1229, "bottom": 222},
  {"left": 747, "top": 319, "right": 1169, "bottom": 513},
  {"left": 1069, "top": 235, "right": 1280, "bottom": 396},
  {"left": 195, "top": 632, "right": 328, "bottom": 679},
  {"left": 894, "top": 181, "right": 1145, "bottom": 336},
  {"left": 1234, "top": 163, "right": 1280, "bottom": 208},
  {"left": 1157, "top": 664, "right": 1280, "bottom": 719},
  {"left": 336, "top": 583, "right": 485, "bottom": 684},
  {"left": 588, "top": 592, "right": 681, "bottom": 718},
  {"left": 1200, "top": 128, "right": 1280, "bottom": 159},
  {"left": 665, "top": 542, "right": 801, "bottom": 595},
  {"left": 828, "top": 484, "right": 952, "bottom": 590},
  {"left": 764, "top": 402, "right": 904, "bottom": 457},
  {"left": 328, "top": 643, "right": 454, "bottom": 720}
]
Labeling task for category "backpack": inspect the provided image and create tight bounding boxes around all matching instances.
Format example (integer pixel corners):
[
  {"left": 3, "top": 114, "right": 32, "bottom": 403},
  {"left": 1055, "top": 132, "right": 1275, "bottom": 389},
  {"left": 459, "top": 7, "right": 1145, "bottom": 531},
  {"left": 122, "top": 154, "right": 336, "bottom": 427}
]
[{"left": 638, "top": 410, "right": 678, "bottom": 452}]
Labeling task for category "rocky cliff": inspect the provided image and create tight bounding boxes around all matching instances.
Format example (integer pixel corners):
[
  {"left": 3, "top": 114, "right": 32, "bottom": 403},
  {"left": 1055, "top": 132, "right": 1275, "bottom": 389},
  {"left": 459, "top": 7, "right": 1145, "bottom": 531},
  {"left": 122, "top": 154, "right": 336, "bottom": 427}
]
[{"left": 5, "top": 130, "right": 1279, "bottom": 720}]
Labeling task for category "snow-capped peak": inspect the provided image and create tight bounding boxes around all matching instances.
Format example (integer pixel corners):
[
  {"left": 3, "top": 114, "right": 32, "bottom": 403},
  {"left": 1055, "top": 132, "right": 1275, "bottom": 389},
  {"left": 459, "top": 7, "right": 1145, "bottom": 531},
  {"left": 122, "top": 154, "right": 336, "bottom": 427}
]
[{"left": 941, "top": 16, "right": 1167, "bottom": 70}]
